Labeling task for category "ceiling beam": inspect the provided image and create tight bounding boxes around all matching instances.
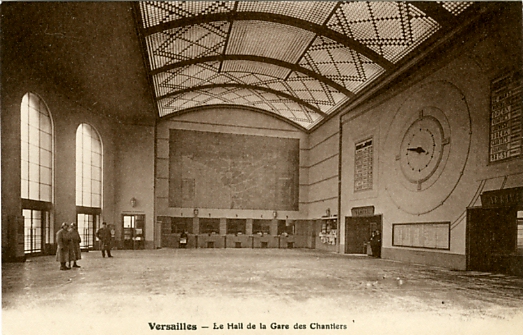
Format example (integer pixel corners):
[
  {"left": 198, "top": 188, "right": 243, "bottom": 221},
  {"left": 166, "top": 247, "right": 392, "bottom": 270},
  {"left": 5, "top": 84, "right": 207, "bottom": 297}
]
[
  {"left": 161, "top": 104, "right": 310, "bottom": 132},
  {"left": 150, "top": 54, "right": 354, "bottom": 97},
  {"left": 156, "top": 83, "right": 328, "bottom": 117},
  {"left": 142, "top": 12, "right": 393, "bottom": 70}
]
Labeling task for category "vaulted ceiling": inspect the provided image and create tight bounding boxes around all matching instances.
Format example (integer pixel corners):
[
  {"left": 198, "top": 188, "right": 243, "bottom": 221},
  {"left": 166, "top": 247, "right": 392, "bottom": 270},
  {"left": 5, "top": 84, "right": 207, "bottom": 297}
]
[{"left": 134, "top": 1, "right": 481, "bottom": 130}]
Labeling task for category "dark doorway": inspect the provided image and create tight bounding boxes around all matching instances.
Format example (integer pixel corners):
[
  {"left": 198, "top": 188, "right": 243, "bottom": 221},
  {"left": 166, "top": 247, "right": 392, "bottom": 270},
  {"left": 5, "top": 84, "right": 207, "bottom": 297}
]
[
  {"left": 345, "top": 215, "right": 382, "bottom": 254},
  {"left": 467, "top": 207, "right": 517, "bottom": 273}
]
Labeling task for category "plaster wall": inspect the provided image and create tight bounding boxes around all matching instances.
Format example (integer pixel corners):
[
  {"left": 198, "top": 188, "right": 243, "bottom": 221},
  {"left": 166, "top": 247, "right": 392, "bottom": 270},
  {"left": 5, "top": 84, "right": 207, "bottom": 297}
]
[
  {"left": 338, "top": 7, "right": 522, "bottom": 269},
  {"left": 155, "top": 107, "right": 308, "bottom": 222}
]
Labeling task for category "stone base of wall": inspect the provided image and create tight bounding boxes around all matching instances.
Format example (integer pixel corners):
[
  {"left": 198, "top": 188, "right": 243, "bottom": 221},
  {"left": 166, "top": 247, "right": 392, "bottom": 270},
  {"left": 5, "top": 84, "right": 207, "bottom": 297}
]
[{"left": 383, "top": 247, "right": 466, "bottom": 270}]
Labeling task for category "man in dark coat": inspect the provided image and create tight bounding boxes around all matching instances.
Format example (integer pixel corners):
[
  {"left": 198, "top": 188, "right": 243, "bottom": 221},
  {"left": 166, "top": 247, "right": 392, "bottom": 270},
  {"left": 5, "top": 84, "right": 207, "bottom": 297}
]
[
  {"left": 68, "top": 222, "right": 82, "bottom": 268},
  {"left": 56, "top": 222, "right": 71, "bottom": 270},
  {"left": 96, "top": 222, "right": 113, "bottom": 258}
]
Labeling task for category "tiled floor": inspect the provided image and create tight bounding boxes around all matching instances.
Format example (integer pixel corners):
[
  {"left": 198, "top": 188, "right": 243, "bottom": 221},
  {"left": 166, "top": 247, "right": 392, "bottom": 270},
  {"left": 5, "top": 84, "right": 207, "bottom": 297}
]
[{"left": 3, "top": 249, "right": 523, "bottom": 335}]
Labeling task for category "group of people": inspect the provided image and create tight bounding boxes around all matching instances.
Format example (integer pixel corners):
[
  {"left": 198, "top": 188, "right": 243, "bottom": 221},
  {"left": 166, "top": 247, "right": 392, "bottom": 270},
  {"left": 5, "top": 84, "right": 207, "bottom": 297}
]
[
  {"left": 56, "top": 221, "right": 114, "bottom": 271},
  {"left": 369, "top": 230, "right": 382, "bottom": 258},
  {"left": 55, "top": 222, "right": 82, "bottom": 270}
]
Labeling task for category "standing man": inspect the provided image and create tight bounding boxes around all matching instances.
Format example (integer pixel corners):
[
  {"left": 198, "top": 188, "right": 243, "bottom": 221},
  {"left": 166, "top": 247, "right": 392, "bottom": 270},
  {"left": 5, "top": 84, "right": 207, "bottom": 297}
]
[
  {"left": 68, "top": 222, "right": 82, "bottom": 268},
  {"left": 56, "top": 222, "right": 71, "bottom": 270},
  {"left": 96, "top": 222, "right": 113, "bottom": 258}
]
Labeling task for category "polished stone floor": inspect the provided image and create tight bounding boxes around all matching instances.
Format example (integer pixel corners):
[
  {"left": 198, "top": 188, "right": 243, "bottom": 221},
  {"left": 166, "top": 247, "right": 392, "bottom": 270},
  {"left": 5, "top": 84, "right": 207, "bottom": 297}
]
[{"left": 3, "top": 248, "right": 523, "bottom": 335}]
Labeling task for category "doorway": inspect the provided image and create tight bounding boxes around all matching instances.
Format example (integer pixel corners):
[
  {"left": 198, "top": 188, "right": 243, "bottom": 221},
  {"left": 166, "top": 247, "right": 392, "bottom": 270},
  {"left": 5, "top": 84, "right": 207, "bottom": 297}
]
[
  {"left": 122, "top": 214, "right": 145, "bottom": 250},
  {"left": 466, "top": 207, "right": 517, "bottom": 273},
  {"left": 345, "top": 215, "right": 382, "bottom": 254}
]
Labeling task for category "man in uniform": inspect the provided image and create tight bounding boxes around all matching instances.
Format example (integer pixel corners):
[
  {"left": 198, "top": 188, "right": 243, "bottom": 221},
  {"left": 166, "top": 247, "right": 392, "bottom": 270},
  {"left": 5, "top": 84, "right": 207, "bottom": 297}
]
[
  {"left": 56, "top": 222, "right": 71, "bottom": 270},
  {"left": 96, "top": 222, "right": 113, "bottom": 258}
]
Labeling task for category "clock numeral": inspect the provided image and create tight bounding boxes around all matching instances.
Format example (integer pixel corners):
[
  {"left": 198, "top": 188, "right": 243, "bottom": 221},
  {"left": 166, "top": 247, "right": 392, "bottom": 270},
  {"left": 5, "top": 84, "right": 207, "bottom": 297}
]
[
  {"left": 418, "top": 110, "right": 424, "bottom": 119},
  {"left": 395, "top": 154, "right": 401, "bottom": 161},
  {"left": 417, "top": 181, "right": 422, "bottom": 191},
  {"left": 442, "top": 137, "right": 450, "bottom": 146}
]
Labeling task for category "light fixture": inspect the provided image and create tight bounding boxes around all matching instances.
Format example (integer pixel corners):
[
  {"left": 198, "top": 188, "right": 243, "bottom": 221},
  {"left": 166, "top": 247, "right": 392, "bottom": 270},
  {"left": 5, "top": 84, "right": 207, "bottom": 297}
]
[
  {"left": 193, "top": 208, "right": 199, "bottom": 216},
  {"left": 326, "top": 208, "right": 331, "bottom": 217},
  {"left": 272, "top": 210, "right": 278, "bottom": 219},
  {"left": 130, "top": 197, "right": 137, "bottom": 208}
]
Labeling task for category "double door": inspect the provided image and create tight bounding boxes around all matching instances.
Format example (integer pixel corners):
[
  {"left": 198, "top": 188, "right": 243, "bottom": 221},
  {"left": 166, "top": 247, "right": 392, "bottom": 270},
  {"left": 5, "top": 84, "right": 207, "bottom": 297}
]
[
  {"left": 122, "top": 214, "right": 145, "bottom": 249},
  {"left": 345, "top": 215, "right": 382, "bottom": 254}
]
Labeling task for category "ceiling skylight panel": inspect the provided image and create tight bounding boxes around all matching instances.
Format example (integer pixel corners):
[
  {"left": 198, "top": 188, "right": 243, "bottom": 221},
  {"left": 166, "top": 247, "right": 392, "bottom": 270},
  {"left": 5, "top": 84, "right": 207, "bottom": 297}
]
[
  {"left": 146, "top": 22, "right": 228, "bottom": 69},
  {"left": 226, "top": 21, "right": 315, "bottom": 64},
  {"left": 221, "top": 60, "right": 291, "bottom": 79},
  {"left": 438, "top": 2, "right": 474, "bottom": 16},
  {"left": 139, "top": 1, "right": 234, "bottom": 28},
  {"left": 237, "top": 1, "right": 337, "bottom": 25}
]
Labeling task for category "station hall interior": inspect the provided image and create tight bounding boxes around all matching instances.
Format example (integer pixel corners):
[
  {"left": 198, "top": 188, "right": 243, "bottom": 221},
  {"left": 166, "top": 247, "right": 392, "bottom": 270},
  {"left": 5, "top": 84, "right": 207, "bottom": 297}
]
[
  {"left": 2, "top": 0, "right": 523, "bottom": 286},
  {"left": 2, "top": 2, "right": 523, "bottom": 334}
]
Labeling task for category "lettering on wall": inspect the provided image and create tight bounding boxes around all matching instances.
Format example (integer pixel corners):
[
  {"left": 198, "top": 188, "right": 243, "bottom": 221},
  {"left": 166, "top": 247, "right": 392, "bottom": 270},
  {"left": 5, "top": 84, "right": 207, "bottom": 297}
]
[
  {"left": 354, "top": 138, "right": 373, "bottom": 192},
  {"left": 489, "top": 70, "right": 522, "bottom": 163}
]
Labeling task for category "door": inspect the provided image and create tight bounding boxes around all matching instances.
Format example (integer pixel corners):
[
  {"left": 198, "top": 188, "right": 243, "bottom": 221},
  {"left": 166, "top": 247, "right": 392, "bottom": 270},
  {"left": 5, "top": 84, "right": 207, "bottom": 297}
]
[
  {"left": 23, "top": 209, "right": 46, "bottom": 255},
  {"left": 122, "top": 214, "right": 145, "bottom": 250},
  {"left": 345, "top": 215, "right": 382, "bottom": 254},
  {"left": 467, "top": 207, "right": 516, "bottom": 272}
]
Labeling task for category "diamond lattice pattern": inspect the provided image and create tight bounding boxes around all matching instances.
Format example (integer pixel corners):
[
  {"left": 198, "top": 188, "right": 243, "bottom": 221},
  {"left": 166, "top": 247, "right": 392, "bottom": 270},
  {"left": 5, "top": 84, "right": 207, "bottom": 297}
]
[{"left": 139, "top": 1, "right": 475, "bottom": 129}]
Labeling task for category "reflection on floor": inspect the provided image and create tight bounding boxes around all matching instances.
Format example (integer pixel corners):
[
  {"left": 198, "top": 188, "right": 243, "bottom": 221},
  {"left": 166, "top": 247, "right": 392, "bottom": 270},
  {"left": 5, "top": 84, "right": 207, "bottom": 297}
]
[{"left": 3, "top": 249, "right": 523, "bottom": 335}]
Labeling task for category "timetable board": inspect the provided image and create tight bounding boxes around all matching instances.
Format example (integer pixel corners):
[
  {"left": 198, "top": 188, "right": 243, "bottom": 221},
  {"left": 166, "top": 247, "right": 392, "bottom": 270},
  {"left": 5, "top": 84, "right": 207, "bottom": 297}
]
[
  {"left": 489, "top": 70, "right": 522, "bottom": 163},
  {"left": 392, "top": 222, "right": 450, "bottom": 250},
  {"left": 354, "top": 138, "right": 373, "bottom": 192}
]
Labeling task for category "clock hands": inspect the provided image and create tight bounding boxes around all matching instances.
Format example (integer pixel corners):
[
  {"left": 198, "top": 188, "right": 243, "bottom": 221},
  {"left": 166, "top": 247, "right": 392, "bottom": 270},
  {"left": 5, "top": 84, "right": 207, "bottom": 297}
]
[{"left": 407, "top": 147, "right": 427, "bottom": 154}]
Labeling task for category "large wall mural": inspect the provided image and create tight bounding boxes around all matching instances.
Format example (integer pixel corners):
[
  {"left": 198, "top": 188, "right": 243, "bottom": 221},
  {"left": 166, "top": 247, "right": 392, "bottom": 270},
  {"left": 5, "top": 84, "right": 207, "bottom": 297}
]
[{"left": 169, "top": 129, "right": 299, "bottom": 210}]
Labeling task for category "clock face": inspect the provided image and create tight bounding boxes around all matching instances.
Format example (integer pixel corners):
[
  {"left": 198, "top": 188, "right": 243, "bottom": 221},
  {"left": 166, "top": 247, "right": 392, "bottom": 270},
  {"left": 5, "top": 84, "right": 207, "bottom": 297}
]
[
  {"left": 384, "top": 81, "right": 470, "bottom": 215},
  {"left": 397, "top": 110, "right": 449, "bottom": 190}
]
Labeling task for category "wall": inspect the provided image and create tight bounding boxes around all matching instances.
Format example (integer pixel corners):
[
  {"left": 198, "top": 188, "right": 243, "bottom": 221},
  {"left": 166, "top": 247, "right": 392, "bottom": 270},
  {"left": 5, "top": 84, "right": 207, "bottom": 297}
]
[
  {"left": 1, "top": 2, "right": 157, "bottom": 257},
  {"left": 337, "top": 4, "right": 522, "bottom": 269},
  {"left": 155, "top": 106, "right": 308, "bottom": 225},
  {"left": 114, "top": 124, "right": 156, "bottom": 248}
]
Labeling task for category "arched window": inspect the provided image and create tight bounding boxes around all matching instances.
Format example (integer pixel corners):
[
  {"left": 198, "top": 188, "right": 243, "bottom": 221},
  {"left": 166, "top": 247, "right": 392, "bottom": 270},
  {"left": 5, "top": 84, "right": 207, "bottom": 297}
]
[
  {"left": 76, "top": 123, "right": 103, "bottom": 249},
  {"left": 21, "top": 92, "right": 53, "bottom": 254}
]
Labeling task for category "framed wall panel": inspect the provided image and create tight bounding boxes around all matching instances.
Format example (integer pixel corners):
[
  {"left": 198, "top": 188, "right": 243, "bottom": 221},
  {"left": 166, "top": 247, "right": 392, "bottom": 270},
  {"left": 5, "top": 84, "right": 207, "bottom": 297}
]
[
  {"left": 392, "top": 222, "right": 450, "bottom": 250},
  {"left": 489, "top": 70, "right": 522, "bottom": 163}
]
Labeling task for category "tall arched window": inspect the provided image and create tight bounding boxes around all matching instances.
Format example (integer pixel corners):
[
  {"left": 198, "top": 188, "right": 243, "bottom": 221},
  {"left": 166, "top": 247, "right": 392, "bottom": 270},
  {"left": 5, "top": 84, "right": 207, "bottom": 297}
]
[
  {"left": 21, "top": 92, "right": 53, "bottom": 255},
  {"left": 76, "top": 123, "right": 103, "bottom": 249}
]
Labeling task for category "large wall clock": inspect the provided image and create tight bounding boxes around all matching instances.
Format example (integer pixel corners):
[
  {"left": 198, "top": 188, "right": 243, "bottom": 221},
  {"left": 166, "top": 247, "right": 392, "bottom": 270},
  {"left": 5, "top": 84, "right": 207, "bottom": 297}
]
[
  {"left": 397, "top": 107, "right": 451, "bottom": 192},
  {"left": 384, "top": 81, "right": 471, "bottom": 215}
]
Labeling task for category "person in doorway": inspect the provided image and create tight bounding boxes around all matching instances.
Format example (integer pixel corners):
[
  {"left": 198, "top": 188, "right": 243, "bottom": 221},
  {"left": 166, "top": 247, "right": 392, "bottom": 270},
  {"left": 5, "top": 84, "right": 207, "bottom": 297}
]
[
  {"left": 179, "top": 230, "right": 188, "bottom": 248},
  {"left": 68, "top": 222, "right": 82, "bottom": 268},
  {"left": 375, "top": 230, "right": 382, "bottom": 258},
  {"left": 56, "top": 222, "right": 71, "bottom": 270},
  {"left": 369, "top": 231, "right": 377, "bottom": 257},
  {"left": 96, "top": 222, "right": 113, "bottom": 258}
]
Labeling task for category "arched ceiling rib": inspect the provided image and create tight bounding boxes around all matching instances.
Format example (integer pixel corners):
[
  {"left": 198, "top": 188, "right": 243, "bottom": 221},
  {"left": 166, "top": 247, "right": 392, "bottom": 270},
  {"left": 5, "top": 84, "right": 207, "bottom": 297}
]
[{"left": 136, "top": 1, "right": 477, "bottom": 130}]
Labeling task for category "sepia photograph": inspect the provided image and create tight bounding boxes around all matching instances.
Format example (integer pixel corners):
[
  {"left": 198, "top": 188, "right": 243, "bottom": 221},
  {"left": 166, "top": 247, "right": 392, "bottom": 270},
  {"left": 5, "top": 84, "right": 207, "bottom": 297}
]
[{"left": 2, "top": 1, "right": 522, "bottom": 334}]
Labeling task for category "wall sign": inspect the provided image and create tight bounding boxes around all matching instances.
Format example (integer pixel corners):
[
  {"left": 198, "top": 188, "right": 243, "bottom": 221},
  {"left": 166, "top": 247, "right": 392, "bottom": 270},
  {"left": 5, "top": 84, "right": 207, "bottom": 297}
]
[
  {"left": 351, "top": 206, "right": 375, "bottom": 217},
  {"left": 481, "top": 187, "right": 523, "bottom": 208},
  {"left": 489, "top": 70, "right": 522, "bottom": 163},
  {"left": 354, "top": 138, "right": 373, "bottom": 192}
]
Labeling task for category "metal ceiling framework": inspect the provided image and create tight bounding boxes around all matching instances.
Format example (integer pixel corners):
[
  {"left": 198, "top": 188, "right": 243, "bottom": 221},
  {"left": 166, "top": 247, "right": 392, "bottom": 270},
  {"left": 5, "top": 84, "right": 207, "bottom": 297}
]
[{"left": 136, "top": 1, "right": 477, "bottom": 130}]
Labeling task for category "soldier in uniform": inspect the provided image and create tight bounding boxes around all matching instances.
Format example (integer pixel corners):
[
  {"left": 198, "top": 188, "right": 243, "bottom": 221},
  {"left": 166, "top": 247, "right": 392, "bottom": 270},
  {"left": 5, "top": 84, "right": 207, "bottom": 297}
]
[
  {"left": 68, "top": 222, "right": 82, "bottom": 268},
  {"left": 96, "top": 222, "right": 113, "bottom": 258},
  {"left": 56, "top": 222, "right": 71, "bottom": 270}
]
